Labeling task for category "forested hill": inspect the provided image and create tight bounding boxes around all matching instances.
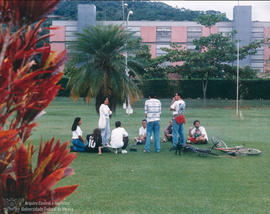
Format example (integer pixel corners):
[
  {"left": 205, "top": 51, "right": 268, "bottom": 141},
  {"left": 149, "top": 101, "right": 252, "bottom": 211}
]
[{"left": 54, "top": 0, "right": 229, "bottom": 22}]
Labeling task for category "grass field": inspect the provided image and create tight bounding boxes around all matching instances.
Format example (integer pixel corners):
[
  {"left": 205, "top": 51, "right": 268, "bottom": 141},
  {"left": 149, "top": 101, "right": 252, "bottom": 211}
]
[{"left": 31, "top": 97, "right": 270, "bottom": 214}]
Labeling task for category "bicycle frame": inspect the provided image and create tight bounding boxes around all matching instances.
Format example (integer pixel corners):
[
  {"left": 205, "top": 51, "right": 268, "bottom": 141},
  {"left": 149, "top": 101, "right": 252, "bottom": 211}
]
[{"left": 211, "top": 136, "right": 261, "bottom": 156}]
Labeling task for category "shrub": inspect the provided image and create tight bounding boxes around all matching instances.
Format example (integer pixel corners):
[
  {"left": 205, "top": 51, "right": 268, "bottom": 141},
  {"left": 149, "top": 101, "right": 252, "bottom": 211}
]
[{"left": 0, "top": 1, "right": 78, "bottom": 213}]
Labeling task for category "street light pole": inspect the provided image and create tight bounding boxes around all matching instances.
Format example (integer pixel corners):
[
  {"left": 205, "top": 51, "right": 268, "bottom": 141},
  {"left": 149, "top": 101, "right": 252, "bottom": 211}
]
[
  {"left": 124, "top": 10, "right": 133, "bottom": 115},
  {"left": 122, "top": 1, "right": 128, "bottom": 24},
  {"left": 125, "top": 10, "right": 133, "bottom": 75},
  {"left": 236, "top": 0, "right": 240, "bottom": 116}
]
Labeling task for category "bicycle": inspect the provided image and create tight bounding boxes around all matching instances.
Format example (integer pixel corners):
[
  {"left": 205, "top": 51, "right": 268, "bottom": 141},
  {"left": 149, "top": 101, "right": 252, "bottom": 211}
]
[
  {"left": 211, "top": 136, "right": 262, "bottom": 156},
  {"left": 175, "top": 143, "right": 218, "bottom": 157}
]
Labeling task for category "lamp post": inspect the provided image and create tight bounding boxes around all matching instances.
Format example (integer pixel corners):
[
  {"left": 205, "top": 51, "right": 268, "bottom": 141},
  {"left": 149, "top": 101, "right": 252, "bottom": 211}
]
[
  {"left": 124, "top": 10, "right": 133, "bottom": 115},
  {"left": 236, "top": 0, "right": 240, "bottom": 116},
  {"left": 125, "top": 10, "right": 133, "bottom": 75},
  {"left": 122, "top": 1, "right": 128, "bottom": 24}
]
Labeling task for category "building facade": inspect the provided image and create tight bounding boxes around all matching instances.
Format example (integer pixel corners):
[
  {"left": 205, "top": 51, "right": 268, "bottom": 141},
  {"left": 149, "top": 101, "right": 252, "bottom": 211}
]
[{"left": 50, "top": 5, "right": 270, "bottom": 73}]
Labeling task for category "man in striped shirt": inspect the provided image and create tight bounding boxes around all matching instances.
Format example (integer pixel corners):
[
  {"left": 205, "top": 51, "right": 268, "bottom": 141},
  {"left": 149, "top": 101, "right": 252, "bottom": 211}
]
[{"left": 144, "top": 94, "right": 162, "bottom": 153}]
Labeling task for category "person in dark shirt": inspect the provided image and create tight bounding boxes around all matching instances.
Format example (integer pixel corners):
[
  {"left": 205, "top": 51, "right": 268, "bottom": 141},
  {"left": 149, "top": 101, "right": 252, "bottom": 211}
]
[
  {"left": 85, "top": 128, "right": 104, "bottom": 154},
  {"left": 162, "top": 119, "right": 173, "bottom": 142}
]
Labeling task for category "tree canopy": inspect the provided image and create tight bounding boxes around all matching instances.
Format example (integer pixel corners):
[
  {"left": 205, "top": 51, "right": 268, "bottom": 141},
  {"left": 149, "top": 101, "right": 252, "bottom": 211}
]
[
  {"left": 162, "top": 14, "right": 262, "bottom": 106},
  {"left": 67, "top": 24, "right": 143, "bottom": 113}
]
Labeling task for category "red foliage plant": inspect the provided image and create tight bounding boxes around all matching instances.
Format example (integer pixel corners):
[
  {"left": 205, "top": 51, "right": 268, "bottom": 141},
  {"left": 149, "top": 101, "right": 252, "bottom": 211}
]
[{"left": 0, "top": 0, "right": 78, "bottom": 213}]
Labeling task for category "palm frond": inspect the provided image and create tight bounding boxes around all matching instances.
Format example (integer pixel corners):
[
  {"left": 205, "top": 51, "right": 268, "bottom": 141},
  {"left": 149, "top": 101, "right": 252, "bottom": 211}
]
[{"left": 68, "top": 24, "right": 144, "bottom": 112}]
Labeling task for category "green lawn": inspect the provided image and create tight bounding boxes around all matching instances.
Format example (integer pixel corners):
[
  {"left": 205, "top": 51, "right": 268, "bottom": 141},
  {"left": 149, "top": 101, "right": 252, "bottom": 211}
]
[{"left": 31, "top": 97, "right": 270, "bottom": 214}]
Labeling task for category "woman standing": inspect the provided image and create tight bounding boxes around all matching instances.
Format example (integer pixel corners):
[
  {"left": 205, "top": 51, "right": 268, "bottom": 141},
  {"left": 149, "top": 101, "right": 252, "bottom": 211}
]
[
  {"left": 98, "top": 97, "right": 112, "bottom": 147},
  {"left": 71, "top": 117, "right": 86, "bottom": 152}
]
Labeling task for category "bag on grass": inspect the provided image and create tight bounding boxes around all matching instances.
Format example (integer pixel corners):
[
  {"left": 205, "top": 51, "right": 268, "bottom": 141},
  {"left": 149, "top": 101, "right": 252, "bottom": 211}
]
[{"left": 129, "top": 147, "right": 137, "bottom": 152}]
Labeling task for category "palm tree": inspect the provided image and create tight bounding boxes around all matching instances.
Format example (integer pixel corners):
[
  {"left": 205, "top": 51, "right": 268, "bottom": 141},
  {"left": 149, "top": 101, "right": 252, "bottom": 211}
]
[{"left": 67, "top": 24, "right": 143, "bottom": 113}]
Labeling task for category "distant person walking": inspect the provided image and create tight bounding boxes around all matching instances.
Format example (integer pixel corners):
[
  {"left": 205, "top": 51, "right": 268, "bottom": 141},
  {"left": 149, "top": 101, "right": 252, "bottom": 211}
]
[
  {"left": 98, "top": 97, "right": 112, "bottom": 147},
  {"left": 144, "top": 93, "right": 161, "bottom": 153},
  {"left": 170, "top": 92, "right": 186, "bottom": 150}
]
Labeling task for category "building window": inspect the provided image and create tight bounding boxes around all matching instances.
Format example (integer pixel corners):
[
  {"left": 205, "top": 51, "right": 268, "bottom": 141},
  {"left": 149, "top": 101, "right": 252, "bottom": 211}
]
[
  {"left": 156, "top": 44, "right": 170, "bottom": 57},
  {"left": 156, "top": 27, "right": 171, "bottom": 42}
]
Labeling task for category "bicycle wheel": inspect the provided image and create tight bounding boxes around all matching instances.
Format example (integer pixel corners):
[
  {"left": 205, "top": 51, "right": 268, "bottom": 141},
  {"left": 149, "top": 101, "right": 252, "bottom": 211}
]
[
  {"left": 238, "top": 148, "right": 262, "bottom": 156},
  {"left": 211, "top": 136, "right": 228, "bottom": 149}
]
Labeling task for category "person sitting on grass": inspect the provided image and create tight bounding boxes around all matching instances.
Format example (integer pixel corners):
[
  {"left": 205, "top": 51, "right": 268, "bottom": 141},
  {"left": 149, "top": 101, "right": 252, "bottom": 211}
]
[
  {"left": 187, "top": 120, "right": 208, "bottom": 144},
  {"left": 110, "top": 121, "right": 129, "bottom": 154},
  {"left": 71, "top": 117, "right": 86, "bottom": 152},
  {"left": 85, "top": 128, "right": 111, "bottom": 155},
  {"left": 134, "top": 119, "right": 147, "bottom": 145},
  {"left": 162, "top": 119, "right": 173, "bottom": 142}
]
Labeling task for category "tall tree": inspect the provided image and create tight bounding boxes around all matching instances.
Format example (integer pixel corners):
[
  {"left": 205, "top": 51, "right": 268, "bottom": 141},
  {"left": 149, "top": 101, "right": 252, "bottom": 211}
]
[
  {"left": 128, "top": 44, "right": 168, "bottom": 80},
  {"left": 164, "top": 34, "right": 262, "bottom": 106},
  {"left": 163, "top": 14, "right": 262, "bottom": 106},
  {"left": 68, "top": 24, "right": 143, "bottom": 113}
]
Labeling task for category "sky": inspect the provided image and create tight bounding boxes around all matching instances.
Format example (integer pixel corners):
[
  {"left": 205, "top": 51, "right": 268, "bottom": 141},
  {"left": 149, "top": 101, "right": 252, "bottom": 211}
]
[{"left": 161, "top": 1, "right": 270, "bottom": 22}]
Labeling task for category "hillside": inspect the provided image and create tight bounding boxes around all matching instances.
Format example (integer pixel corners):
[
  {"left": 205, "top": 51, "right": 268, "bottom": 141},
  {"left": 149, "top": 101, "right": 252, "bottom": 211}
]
[{"left": 54, "top": 0, "right": 229, "bottom": 22}]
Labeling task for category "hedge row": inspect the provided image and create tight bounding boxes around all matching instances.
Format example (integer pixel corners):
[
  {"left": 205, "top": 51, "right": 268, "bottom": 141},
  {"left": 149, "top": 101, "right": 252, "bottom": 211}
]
[
  {"left": 140, "top": 80, "right": 270, "bottom": 99},
  {"left": 58, "top": 78, "right": 270, "bottom": 99}
]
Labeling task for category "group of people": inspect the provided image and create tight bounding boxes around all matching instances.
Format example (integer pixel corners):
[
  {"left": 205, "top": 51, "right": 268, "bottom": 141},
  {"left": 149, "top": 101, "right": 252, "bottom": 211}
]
[
  {"left": 71, "top": 97, "right": 129, "bottom": 154},
  {"left": 71, "top": 94, "right": 208, "bottom": 154},
  {"left": 141, "top": 92, "right": 186, "bottom": 153},
  {"left": 140, "top": 92, "right": 208, "bottom": 152}
]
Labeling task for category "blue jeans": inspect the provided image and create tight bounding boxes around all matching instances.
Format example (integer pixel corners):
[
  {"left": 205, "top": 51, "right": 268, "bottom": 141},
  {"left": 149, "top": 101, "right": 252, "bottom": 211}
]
[
  {"left": 101, "top": 118, "right": 110, "bottom": 146},
  {"left": 72, "top": 139, "right": 86, "bottom": 152},
  {"left": 172, "top": 119, "right": 186, "bottom": 147},
  {"left": 144, "top": 120, "right": 160, "bottom": 152}
]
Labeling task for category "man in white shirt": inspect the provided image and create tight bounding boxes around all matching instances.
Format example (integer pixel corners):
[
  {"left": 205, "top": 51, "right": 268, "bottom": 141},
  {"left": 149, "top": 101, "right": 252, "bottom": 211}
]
[
  {"left": 170, "top": 92, "right": 186, "bottom": 150},
  {"left": 188, "top": 120, "right": 208, "bottom": 144},
  {"left": 144, "top": 93, "right": 161, "bottom": 153},
  {"left": 134, "top": 119, "right": 147, "bottom": 145},
  {"left": 110, "top": 121, "right": 129, "bottom": 154}
]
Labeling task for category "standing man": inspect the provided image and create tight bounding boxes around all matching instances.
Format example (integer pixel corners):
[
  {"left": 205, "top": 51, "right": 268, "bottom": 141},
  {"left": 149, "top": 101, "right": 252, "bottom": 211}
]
[
  {"left": 144, "top": 93, "right": 161, "bottom": 153},
  {"left": 170, "top": 92, "right": 186, "bottom": 150}
]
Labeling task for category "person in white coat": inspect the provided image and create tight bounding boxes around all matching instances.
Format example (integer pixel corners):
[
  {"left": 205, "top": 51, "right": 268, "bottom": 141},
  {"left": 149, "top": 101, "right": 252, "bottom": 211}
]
[
  {"left": 110, "top": 121, "right": 129, "bottom": 154},
  {"left": 98, "top": 97, "right": 112, "bottom": 147}
]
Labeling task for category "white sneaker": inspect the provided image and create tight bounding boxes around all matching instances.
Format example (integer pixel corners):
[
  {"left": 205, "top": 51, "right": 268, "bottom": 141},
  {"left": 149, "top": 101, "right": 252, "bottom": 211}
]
[
  {"left": 121, "top": 149, "right": 127, "bottom": 154},
  {"left": 114, "top": 149, "right": 118, "bottom": 154}
]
